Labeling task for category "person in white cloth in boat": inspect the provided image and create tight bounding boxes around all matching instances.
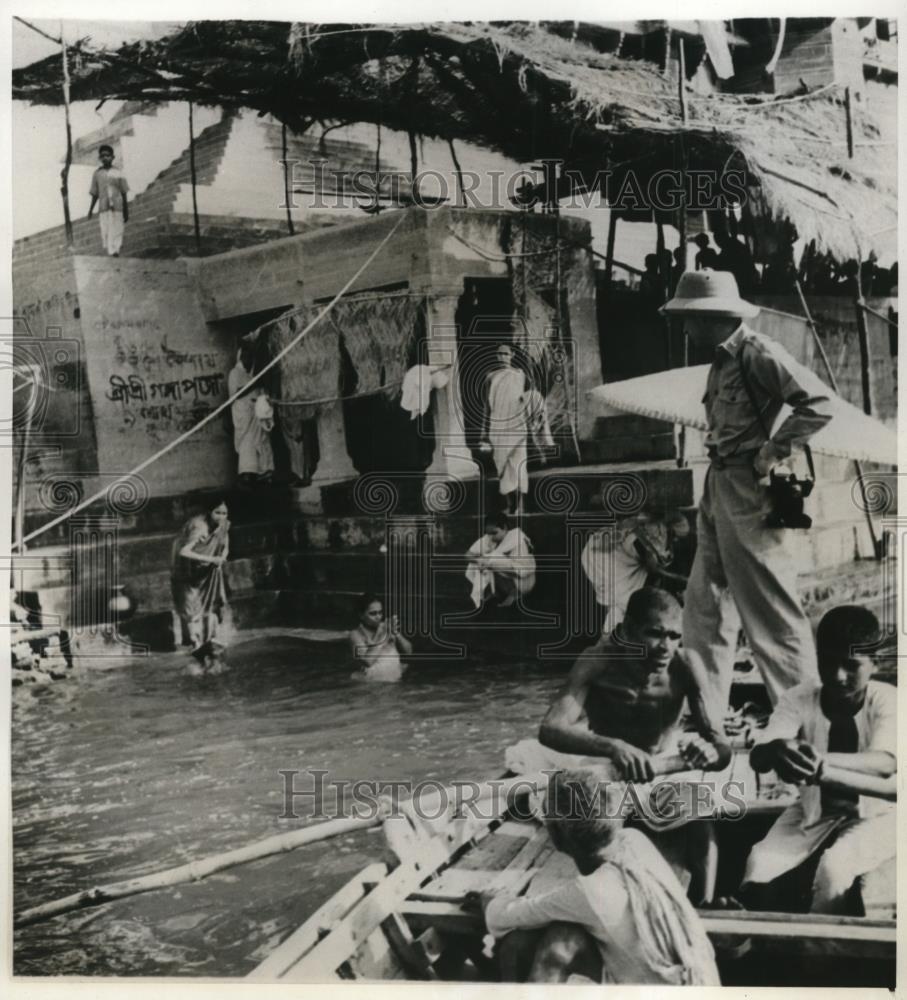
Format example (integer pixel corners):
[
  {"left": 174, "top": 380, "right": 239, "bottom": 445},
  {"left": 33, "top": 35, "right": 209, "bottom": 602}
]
[
  {"left": 479, "top": 342, "right": 553, "bottom": 516},
  {"left": 348, "top": 593, "right": 412, "bottom": 683},
  {"left": 477, "top": 769, "right": 720, "bottom": 985},
  {"left": 465, "top": 512, "right": 536, "bottom": 609},
  {"left": 739, "top": 605, "right": 896, "bottom": 914},
  {"left": 228, "top": 344, "right": 275, "bottom": 487},
  {"left": 581, "top": 510, "right": 690, "bottom": 629},
  {"left": 508, "top": 587, "right": 731, "bottom": 904},
  {"left": 661, "top": 270, "right": 832, "bottom": 709}
]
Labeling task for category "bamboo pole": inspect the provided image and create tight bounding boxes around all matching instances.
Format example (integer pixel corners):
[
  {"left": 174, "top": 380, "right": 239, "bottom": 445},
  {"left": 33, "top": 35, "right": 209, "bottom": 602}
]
[
  {"left": 853, "top": 269, "right": 874, "bottom": 417},
  {"left": 15, "top": 814, "right": 383, "bottom": 929},
  {"left": 188, "top": 102, "right": 201, "bottom": 253},
  {"left": 859, "top": 300, "right": 898, "bottom": 329},
  {"left": 844, "top": 86, "right": 854, "bottom": 159},
  {"left": 59, "top": 22, "right": 74, "bottom": 247},
  {"left": 447, "top": 139, "right": 466, "bottom": 208},
  {"left": 14, "top": 392, "right": 35, "bottom": 553},
  {"left": 794, "top": 278, "right": 880, "bottom": 559},
  {"left": 408, "top": 131, "right": 419, "bottom": 204},
  {"left": 373, "top": 122, "right": 384, "bottom": 214},
  {"left": 604, "top": 210, "right": 618, "bottom": 291},
  {"left": 675, "top": 36, "right": 689, "bottom": 468},
  {"left": 281, "top": 123, "right": 296, "bottom": 236}
]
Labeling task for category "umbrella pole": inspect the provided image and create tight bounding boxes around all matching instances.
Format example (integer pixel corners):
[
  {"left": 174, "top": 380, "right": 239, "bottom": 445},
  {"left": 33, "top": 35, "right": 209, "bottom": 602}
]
[{"left": 794, "top": 279, "right": 881, "bottom": 560}]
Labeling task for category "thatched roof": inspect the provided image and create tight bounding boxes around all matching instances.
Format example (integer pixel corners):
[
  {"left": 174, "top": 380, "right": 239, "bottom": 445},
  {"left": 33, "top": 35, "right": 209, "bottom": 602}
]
[{"left": 13, "top": 20, "right": 896, "bottom": 260}]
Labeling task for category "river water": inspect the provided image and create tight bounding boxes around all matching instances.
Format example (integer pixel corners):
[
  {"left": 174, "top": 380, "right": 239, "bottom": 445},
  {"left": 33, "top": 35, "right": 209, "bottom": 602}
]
[{"left": 12, "top": 631, "right": 560, "bottom": 976}]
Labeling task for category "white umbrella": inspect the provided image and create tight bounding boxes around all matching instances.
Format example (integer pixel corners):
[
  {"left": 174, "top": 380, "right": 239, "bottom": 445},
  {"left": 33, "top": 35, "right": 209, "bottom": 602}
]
[{"left": 588, "top": 365, "right": 897, "bottom": 467}]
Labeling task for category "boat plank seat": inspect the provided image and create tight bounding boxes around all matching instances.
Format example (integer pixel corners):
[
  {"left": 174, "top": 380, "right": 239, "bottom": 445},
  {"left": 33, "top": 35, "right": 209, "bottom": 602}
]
[
  {"left": 252, "top": 861, "right": 430, "bottom": 981},
  {"left": 248, "top": 862, "right": 389, "bottom": 980},
  {"left": 699, "top": 910, "right": 896, "bottom": 960},
  {"left": 411, "top": 826, "right": 550, "bottom": 902}
]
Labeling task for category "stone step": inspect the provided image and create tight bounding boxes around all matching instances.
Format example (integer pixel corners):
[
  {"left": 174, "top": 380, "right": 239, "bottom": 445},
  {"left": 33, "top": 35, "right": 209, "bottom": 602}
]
[
  {"left": 21, "top": 484, "right": 313, "bottom": 548},
  {"left": 592, "top": 414, "right": 675, "bottom": 439},
  {"left": 17, "top": 511, "right": 876, "bottom": 617},
  {"left": 580, "top": 433, "right": 676, "bottom": 464},
  {"left": 318, "top": 462, "right": 693, "bottom": 518},
  {"left": 51, "top": 552, "right": 889, "bottom": 659}
]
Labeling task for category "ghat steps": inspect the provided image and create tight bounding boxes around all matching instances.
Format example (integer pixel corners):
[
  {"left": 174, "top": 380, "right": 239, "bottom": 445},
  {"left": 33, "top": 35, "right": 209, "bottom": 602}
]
[{"left": 17, "top": 453, "right": 890, "bottom": 661}]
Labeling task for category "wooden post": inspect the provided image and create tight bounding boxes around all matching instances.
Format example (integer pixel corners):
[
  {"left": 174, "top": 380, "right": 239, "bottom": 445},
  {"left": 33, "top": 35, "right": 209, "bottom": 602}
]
[
  {"left": 281, "top": 123, "right": 296, "bottom": 236},
  {"left": 604, "top": 208, "right": 617, "bottom": 293},
  {"left": 677, "top": 36, "right": 689, "bottom": 130},
  {"left": 188, "top": 102, "right": 201, "bottom": 253},
  {"left": 59, "top": 22, "right": 74, "bottom": 247},
  {"left": 447, "top": 139, "right": 465, "bottom": 208},
  {"left": 373, "top": 122, "right": 384, "bottom": 214},
  {"left": 675, "top": 38, "right": 689, "bottom": 466},
  {"left": 852, "top": 263, "right": 873, "bottom": 416},
  {"left": 844, "top": 86, "right": 854, "bottom": 159},
  {"left": 14, "top": 399, "right": 35, "bottom": 554},
  {"left": 408, "top": 132, "right": 420, "bottom": 204}
]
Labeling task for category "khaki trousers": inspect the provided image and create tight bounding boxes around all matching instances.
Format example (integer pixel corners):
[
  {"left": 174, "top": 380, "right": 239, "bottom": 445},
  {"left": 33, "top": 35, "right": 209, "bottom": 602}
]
[{"left": 683, "top": 464, "right": 817, "bottom": 708}]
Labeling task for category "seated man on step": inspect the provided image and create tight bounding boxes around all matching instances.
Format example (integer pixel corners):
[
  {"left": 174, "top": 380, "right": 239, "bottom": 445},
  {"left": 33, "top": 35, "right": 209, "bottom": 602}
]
[{"left": 741, "top": 605, "right": 896, "bottom": 914}]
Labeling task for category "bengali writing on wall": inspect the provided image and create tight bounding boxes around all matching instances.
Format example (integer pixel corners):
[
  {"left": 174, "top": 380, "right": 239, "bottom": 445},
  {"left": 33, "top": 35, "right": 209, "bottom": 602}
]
[{"left": 104, "top": 331, "right": 229, "bottom": 440}]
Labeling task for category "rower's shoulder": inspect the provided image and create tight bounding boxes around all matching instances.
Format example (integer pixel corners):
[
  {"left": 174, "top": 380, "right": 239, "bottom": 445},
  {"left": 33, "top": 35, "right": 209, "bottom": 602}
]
[
  {"left": 669, "top": 648, "right": 702, "bottom": 686},
  {"left": 572, "top": 638, "right": 623, "bottom": 676}
]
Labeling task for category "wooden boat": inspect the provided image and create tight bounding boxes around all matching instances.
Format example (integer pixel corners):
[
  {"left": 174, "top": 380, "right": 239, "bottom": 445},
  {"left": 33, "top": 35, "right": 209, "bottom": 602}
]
[{"left": 249, "top": 754, "right": 896, "bottom": 985}]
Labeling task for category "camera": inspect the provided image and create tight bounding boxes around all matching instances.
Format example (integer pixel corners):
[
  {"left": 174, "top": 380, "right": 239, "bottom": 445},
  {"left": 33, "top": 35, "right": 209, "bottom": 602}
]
[{"left": 765, "top": 466, "right": 814, "bottom": 529}]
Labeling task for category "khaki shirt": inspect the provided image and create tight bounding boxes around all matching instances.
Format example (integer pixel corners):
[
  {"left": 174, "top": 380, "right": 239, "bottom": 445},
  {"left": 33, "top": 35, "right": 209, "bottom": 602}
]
[{"left": 703, "top": 323, "right": 832, "bottom": 463}]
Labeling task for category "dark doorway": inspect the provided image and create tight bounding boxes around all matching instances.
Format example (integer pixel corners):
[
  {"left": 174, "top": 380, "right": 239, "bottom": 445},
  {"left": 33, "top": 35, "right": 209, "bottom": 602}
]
[
  {"left": 341, "top": 305, "right": 433, "bottom": 475},
  {"left": 211, "top": 305, "right": 319, "bottom": 484}
]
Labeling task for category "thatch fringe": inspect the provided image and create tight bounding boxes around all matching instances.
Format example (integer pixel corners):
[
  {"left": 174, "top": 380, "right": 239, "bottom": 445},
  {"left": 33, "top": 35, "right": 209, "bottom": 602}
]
[{"left": 12, "top": 20, "right": 896, "bottom": 260}]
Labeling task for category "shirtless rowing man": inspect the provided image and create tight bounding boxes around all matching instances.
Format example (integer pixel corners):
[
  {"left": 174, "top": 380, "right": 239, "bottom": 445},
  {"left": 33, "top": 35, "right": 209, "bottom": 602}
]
[
  {"left": 532, "top": 587, "right": 731, "bottom": 905},
  {"left": 539, "top": 587, "right": 731, "bottom": 780}
]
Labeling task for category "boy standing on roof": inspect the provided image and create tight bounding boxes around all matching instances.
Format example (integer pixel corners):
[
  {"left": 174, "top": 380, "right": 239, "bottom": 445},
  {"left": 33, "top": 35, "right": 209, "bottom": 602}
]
[
  {"left": 661, "top": 271, "right": 832, "bottom": 709},
  {"left": 88, "top": 144, "right": 129, "bottom": 256}
]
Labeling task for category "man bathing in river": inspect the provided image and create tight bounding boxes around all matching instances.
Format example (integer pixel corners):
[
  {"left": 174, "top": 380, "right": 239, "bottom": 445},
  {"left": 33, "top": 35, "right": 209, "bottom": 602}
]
[
  {"left": 510, "top": 587, "right": 731, "bottom": 904},
  {"left": 481, "top": 770, "right": 720, "bottom": 985}
]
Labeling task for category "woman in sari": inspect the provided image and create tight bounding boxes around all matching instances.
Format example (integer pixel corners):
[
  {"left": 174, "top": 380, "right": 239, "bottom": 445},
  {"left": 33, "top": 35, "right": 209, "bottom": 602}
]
[
  {"left": 171, "top": 500, "right": 230, "bottom": 650},
  {"left": 228, "top": 345, "right": 274, "bottom": 486}
]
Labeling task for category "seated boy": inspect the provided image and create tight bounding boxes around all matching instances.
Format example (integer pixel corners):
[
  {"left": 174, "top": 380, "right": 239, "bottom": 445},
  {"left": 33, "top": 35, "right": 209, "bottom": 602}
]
[
  {"left": 479, "top": 770, "right": 720, "bottom": 984},
  {"left": 742, "top": 605, "right": 896, "bottom": 913},
  {"left": 464, "top": 513, "right": 535, "bottom": 609}
]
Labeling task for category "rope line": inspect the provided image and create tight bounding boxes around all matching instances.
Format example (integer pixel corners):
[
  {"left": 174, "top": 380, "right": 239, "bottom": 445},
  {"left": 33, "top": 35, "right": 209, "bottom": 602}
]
[
  {"left": 16, "top": 212, "right": 408, "bottom": 550},
  {"left": 272, "top": 377, "right": 406, "bottom": 407}
]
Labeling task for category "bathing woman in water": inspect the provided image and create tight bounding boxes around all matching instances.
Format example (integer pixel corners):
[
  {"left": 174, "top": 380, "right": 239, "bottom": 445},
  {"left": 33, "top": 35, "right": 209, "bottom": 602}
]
[{"left": 348, "top": 593, "right": 412, "bottom": 683}]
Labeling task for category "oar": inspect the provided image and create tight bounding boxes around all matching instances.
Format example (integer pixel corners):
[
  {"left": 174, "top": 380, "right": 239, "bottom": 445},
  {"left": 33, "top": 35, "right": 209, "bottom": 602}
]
[
  {"left": 14, "top": 772, "right": 545, "bottom": 930},
  {"left": 14, "top": 813, "right": 383, "bottom": 929}
]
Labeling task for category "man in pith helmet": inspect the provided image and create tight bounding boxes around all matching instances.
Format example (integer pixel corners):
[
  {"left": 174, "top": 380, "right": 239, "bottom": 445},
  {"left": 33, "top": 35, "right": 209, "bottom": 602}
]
[{"left": 661, "top": 270, "right": 832, "bottom": 709}]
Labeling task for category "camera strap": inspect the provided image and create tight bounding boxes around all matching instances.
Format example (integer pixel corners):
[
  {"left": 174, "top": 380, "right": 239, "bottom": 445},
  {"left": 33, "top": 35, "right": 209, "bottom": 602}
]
[{"left": 737, "top": 346, "right": 816, "bottom": 482}]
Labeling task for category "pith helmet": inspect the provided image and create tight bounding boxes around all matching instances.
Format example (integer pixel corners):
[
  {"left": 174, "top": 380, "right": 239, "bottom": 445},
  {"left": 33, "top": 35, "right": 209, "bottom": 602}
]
[{"left": 661, "top": 269, "right": 759, "bottom": 319}]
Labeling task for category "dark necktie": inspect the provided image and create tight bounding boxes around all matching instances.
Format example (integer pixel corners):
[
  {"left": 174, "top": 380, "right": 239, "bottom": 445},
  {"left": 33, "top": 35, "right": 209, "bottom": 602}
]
[{"left": 820, "top": 692, "right": 860, "bottom": 817}]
